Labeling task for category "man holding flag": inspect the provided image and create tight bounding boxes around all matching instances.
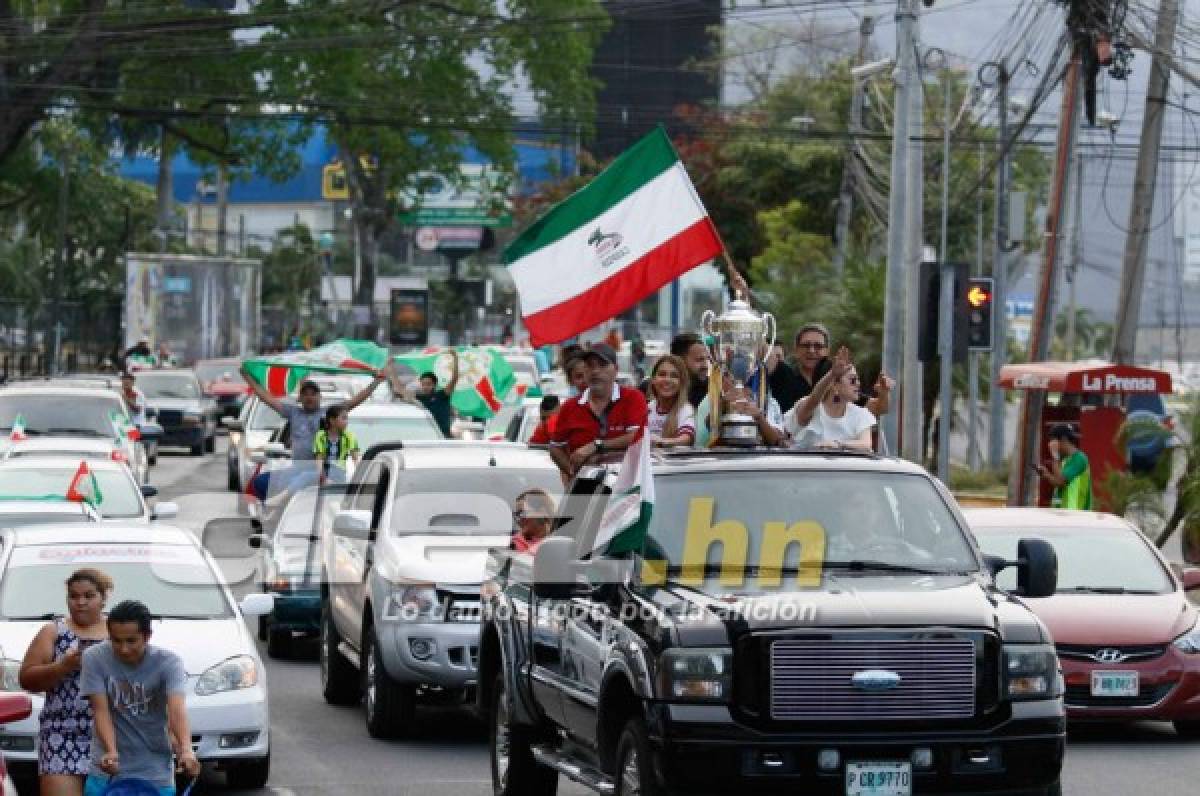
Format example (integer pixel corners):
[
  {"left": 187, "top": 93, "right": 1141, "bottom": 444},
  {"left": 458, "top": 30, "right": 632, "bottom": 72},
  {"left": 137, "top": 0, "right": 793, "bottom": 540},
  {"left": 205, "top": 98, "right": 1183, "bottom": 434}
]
[{"left": 239, "top": 360, "right": 392, "bottom": 502}]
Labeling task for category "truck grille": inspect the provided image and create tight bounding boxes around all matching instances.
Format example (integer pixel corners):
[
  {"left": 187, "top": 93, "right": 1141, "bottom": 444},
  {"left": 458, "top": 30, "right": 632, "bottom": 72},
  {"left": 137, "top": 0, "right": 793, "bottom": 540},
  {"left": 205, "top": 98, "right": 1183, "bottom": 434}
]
[
  {"left": 770, "top": 638, "right": 976, "bottom": 721},
  {"left": 156, "top": 409, "right": 183, "bottom": 427}
]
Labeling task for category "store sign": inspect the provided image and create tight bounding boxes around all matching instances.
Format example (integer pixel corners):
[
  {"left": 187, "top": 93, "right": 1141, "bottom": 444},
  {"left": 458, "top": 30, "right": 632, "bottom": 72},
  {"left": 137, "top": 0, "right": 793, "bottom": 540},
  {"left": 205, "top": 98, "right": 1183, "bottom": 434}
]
[
  {"left": 397, "top": 165, "right": 512, "bottom": 228},
  {"left": 390, "top": 289, "right": 429, "bottom": 346}
]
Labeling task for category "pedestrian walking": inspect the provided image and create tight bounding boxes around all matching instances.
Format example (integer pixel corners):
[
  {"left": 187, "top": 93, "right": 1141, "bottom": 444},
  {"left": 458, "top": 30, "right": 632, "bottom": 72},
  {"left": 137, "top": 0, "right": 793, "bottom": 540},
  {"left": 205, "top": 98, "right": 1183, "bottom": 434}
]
[
  {"left": 416, "top": 349, "right": 459, "bottom": 437},
  {"left": 19, "top": 569, "right": 112, "bottom": 796},
  {"left": 783, "top": 346, "right": 878, "bottom": 451},
  {"left": 1038, "top": 424, "right": 1092, "bottom": 510},
  {"left": 646, "top": 355, "right": 695, "bottom": 448},
  {"left": 80, "top": 600, "right": 200, "bottom": 796}
]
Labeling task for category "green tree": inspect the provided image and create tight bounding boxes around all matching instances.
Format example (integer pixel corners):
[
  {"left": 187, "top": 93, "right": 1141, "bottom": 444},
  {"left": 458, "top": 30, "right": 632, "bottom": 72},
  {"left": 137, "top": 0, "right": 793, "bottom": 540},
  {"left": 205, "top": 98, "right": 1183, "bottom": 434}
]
[
  {"left": 260, "top": 224, "right": 321, "bottom": 318},
  {"left": 260, "top": 0, "right": 606, "bottom": 333}
]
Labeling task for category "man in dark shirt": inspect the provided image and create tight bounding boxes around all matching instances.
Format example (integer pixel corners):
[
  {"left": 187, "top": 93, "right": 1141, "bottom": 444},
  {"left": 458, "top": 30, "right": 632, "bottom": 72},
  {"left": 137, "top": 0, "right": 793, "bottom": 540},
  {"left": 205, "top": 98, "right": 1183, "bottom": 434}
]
[
  {"left": 768, "top": 323, "right": 833, "bottom": 414},
  {"left": 417, "top": 348, "right": 459, "bottom": 437}
]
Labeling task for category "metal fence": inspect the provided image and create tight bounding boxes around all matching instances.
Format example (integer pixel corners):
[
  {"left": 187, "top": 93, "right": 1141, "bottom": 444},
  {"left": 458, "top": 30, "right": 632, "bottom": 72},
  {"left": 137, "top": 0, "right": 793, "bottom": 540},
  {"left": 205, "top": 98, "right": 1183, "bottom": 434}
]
[{"left": 0, "top": 300, "right": 123, "bottom": 382}]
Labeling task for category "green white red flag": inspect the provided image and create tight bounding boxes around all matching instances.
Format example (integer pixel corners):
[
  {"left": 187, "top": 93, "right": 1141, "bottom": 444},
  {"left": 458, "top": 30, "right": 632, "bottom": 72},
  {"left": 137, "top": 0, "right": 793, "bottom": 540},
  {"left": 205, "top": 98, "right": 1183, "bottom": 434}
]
[
  {"left": 591, "top": 433, "right": 654, "bottom": 557},
  {"left": 504, "top": 126, "right": 723, "bottom": 346},
  {"left": 66, "top": 461, "right": 103, "bottom": 507},
  {"left": 9, "top": 414, "right": 27, "bottom": 442},
  {"left": 395, "top": 347, "right": 516, "bottom": 419},
  {"left": 243, "top": 340, "right": 389, "bottom": 396}
]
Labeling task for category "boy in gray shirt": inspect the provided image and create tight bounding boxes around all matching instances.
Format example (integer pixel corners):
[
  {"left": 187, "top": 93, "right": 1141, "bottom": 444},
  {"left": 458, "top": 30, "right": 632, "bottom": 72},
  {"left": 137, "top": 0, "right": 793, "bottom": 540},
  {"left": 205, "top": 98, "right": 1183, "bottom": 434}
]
[{"left": 80, "top": 600, "right": 199, "bottom": 796}]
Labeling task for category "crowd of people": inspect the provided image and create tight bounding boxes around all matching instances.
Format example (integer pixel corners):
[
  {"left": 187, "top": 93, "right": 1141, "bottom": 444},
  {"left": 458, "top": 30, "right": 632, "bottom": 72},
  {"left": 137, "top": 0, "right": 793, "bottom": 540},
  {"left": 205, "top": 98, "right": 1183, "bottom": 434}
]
[{"left": 530, "top": 322, "right": 896, "bottom": 480}]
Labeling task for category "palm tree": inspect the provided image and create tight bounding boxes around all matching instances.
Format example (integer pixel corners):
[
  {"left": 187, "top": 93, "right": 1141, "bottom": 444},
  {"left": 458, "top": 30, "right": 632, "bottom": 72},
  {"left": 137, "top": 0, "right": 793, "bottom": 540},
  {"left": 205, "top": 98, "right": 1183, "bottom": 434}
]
[
  {"left": 1091, "top": 321, "right": 1115, "bottom": 360},
  {"left": 1053, "top": 307, "right": 1095, "bottom": 360}
]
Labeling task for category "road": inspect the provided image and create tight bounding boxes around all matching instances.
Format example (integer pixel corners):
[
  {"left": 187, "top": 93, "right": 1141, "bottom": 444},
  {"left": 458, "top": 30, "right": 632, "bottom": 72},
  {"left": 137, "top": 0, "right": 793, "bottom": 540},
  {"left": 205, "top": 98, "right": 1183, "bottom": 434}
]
[{"left": 138, "top": 438, "right": 1200, "bottom": 795}]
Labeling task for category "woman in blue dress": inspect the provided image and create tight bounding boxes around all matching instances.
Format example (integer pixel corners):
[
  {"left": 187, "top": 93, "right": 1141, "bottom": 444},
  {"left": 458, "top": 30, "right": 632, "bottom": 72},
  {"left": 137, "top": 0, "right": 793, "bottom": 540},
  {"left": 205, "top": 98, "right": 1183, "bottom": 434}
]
[{"left": 19, "top": 568, "right": 112, "bottom": 796}]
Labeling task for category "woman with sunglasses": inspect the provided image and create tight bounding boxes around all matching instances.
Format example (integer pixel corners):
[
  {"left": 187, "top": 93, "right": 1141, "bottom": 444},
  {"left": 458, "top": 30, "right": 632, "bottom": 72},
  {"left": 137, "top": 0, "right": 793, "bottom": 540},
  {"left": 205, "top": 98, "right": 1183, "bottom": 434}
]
[
  {"left": 511, "top": 489, "right": 557, "bottom": 554},
  {"left": 783, "top": 346, "right": 877, "bottom": 451}
]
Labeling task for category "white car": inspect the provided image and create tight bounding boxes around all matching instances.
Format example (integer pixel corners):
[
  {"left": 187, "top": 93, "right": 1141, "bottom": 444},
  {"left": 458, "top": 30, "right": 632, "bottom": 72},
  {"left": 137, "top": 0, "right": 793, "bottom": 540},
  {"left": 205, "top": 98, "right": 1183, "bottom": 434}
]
[
  {"left": 0, "top": 386, "right": 150, "bottom": 484},
  {"left": 0, "top": 457, "right": 176, "bottom": 523},
  {"left": 4, "top": 436, "right": 135, "bottom": 473},
  {"left": 0, "top": 524, "right": 274, "bottom": 788},
  {"left": 0, "top": 499, "right": 100, "bottom": 527}
]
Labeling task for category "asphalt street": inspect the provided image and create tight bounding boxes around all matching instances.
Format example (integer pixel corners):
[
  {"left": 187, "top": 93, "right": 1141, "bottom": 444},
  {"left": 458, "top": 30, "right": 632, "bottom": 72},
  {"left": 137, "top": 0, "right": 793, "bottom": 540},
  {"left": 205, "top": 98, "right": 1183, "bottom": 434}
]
[{"left": 131, "top": 437, "right": 1200, "bottom": 795}]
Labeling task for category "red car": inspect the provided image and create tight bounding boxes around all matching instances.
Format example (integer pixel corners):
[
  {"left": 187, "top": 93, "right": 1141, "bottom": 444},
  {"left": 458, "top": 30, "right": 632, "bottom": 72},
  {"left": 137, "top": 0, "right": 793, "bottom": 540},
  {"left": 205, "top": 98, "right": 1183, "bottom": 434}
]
[
  {"left": 0, "top": 692, "right": 32, "bottom": 796},
  {"left": 195, "top": 357, "right": 251, "bottom": 419},
  {"left": 967, "top": 508, "right": 1200, "bottom": 737}
]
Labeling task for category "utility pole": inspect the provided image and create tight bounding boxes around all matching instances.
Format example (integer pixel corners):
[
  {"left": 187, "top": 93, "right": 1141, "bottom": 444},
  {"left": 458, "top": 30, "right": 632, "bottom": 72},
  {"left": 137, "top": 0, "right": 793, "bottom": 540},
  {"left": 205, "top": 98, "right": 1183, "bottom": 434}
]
[
  {"left": 968, "top": 141, "right": 984, "bottom": 470},
  {"left": 1113, "top": 0, "right": 1180, "bottom": 364},
  {"left": 833, "top": 12, "right": 875, "bottom": 274},
  {"left": 50, "top": 158, "right": 69, "bottom": 376},
  {"left": 901, "top": 12, "right": 925, "bottom": 463},
  {"left": 1066, "top": 152, "right": 1083, "bottom": 359},
  {"left": 216, "top": 163, "right": 229, "bottom": 257},
  {"left": 880, "top": 0, "right": 918, "bottom": 454},
  {"left": 1012, "top": 43, "right": 1084, "bottom": 505},
  {"left": 983, "top": 61, "right": 1011, "bottom": 471},
  {"left": 936, "top": 52, "right": 954, "bottom": 482}
]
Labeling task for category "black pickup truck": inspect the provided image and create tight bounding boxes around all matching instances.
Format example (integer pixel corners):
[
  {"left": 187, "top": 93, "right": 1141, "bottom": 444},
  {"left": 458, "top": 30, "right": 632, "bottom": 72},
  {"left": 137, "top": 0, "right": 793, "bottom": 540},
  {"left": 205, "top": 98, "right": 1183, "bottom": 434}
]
[{"left": 478, "top": 449, "right": 1065, "bottom": 796}]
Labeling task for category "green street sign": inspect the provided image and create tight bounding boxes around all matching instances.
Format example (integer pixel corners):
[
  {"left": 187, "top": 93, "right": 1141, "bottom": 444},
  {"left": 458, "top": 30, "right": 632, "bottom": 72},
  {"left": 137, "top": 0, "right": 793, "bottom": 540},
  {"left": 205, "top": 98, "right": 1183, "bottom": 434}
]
[{"left": 397, "top": 207, "right": 513, "bottom": 227}]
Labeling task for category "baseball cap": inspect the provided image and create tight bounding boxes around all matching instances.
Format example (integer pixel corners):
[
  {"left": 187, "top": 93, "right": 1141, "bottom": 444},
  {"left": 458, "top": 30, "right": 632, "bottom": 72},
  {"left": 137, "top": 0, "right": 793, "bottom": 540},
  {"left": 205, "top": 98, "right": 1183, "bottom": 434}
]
[
  {"left": 583, "top": 343, "right": 618, "bottom": 366},
  {"left": 298, "top": 379, "right": 321, "bottom": 394}
]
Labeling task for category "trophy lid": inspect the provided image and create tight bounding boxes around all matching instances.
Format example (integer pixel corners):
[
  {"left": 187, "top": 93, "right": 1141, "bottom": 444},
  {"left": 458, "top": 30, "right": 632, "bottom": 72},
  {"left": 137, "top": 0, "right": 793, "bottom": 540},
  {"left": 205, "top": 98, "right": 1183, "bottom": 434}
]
[{"left": 711, "top": 293, "right": 764, "bottom": 331}]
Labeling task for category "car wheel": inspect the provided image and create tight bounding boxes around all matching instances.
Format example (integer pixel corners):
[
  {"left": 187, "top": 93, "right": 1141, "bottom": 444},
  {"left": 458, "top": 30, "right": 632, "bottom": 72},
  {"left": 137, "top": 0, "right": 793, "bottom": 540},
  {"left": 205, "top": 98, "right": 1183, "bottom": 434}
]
[
  {"left": 225, "top": 750, "right": 270, "bottom": 790},
  {"left": 228, "top": 464, "right": 241, "bottom": 492},
  {"left": 257, "top": 615, "right": 268, "bottom": 642},
  {"left": 1175, "top": 720, "right": 1200, "bottom": 739},
  {"left": 320, "top": 601, "right": 360, "bottom": 706},
  {"left": 190, "top": 439, "right": 204, "bottom": 456},
  {"left": 363, "top": 624, "right": 415, "bottom": 739},
  {"left": 205, "top": 433, "right": 216, "bottom": 453},
  {"left": 614, "top": 717, "right": 663, "bottom": 796},
  {"left": 490, "top": 671, "right": 557, "bottom": 796},
  {"left": 267, "top": 627, "right": 292, "bottom": 659}
]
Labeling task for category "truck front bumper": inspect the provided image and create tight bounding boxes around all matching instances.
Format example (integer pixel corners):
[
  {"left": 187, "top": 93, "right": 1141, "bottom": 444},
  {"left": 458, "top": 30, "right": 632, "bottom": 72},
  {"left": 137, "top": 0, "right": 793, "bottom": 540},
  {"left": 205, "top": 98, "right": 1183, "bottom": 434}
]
[
  {"left": 647, "top": 700, "right": 1065, "bottom": 795},
  {"left": 376, "top": 620, "right": 480, "bottom": 689}
]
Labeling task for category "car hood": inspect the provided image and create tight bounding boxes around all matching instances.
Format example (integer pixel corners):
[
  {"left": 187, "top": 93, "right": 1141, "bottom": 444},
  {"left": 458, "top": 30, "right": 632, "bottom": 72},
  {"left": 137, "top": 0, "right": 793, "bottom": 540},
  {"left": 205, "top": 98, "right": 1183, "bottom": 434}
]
[
  {"left": 1024, "top": 592, "right": 1195, "bottom": 645},
  {"left": 650, "top": 574, "right": 1047, "bottom": 646},
  {"left": 375, "top": 533, "right": 512, "bottom": 585},
  {"left": 145, "top": 398, "right": 206, "bottom": 413},
  {"left": 0, "top": 617, "right": 256, "bottom": 675}
]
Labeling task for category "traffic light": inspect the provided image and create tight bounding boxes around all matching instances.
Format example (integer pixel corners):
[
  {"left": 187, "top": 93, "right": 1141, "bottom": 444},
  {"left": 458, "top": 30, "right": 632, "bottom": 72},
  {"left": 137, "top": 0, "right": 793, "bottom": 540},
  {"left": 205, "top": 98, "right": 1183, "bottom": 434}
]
[
  {"left": 918, "top": 261, "right": 969, "bottom": 363},
  {"left": 965, "top": 277, "right": 994, "bottom": 351}
]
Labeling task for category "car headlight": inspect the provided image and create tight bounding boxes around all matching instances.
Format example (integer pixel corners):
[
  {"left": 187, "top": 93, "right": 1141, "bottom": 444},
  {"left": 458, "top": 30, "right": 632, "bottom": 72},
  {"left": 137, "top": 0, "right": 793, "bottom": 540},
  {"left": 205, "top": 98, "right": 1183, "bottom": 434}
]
[
  {"left": 1173, "top": 621, "right": 1200, "bottom": 654},
  {"left": 658, "top": 648, "right": 733, "bottom": 701},
  {"left": 1, "top": 658, "right": 21, "bottom": 691},
  {"left": 382, "top": 585, "right": 440, "bottom": 622},
  {"left": 1003, "top": 644, "right": 1060, "bottom": 700},
  {"left": 195, "top": 655, "right": 259, "bottom": 696}
]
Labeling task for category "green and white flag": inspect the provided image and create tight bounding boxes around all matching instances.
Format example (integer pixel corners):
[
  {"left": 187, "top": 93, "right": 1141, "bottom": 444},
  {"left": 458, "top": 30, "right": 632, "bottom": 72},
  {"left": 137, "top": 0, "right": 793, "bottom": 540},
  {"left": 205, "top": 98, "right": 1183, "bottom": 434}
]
[
  {"left": 243, "top": 339, "right": 389, "bottom": 396},
  {"left": 395, "top": 347, "right": 516, "bottom": 419},
  {"left": 66, "top": 461, "right": 103, "bottom": 507},
  {"left": 591, "top": 434, "right": 654, "bottom": 556},
  {"left": 504, "top": 126, "right": 723, "bottom": 346}
]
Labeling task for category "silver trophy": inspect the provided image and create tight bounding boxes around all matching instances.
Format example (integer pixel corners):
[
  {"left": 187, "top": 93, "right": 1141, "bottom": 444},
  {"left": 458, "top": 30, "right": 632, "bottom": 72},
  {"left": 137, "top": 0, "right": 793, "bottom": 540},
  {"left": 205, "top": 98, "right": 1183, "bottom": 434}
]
[{"left": 702, "top": 297, "right": 777, "bottom": 446}]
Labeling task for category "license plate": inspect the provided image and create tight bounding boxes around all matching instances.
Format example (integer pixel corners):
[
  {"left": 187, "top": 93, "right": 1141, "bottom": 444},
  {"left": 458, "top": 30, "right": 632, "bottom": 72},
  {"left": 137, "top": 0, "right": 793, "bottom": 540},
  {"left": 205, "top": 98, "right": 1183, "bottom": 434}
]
[
  {"left": 1091, "top": 670, "right": 1139, "bottom": 697},
  {"left": 845, "top": 762, "right": 912, "bottom": 796},
  {"left": 446, "top": 601, "right": 482, "bottom": 622}
]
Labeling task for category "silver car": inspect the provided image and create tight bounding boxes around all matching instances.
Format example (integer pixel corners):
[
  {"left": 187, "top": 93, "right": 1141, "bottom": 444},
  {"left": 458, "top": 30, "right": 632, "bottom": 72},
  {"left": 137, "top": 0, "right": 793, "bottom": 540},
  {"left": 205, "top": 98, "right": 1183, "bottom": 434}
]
[{"left": 0, "top": 456, "right": 176, "bottom": 523}]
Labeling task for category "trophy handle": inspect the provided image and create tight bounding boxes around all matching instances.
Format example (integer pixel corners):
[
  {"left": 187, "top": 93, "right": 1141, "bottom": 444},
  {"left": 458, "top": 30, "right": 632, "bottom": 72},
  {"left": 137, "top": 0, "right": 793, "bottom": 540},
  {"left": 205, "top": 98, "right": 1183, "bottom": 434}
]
[
  {"left": 763, "top": 312, "right": 777, "bottom": 354},
  {"left": 701, "top": 309, "right": 716, "bottom": 339}
]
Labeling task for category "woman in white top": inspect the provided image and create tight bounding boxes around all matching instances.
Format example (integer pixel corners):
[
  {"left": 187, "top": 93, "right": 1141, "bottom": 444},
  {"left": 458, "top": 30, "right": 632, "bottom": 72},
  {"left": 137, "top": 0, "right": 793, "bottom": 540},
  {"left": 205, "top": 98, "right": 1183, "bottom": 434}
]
[
  {"left": 784, "top": 346, "right": 877, "bottom": 450},
  {"left": 646, "top": 355, "right": 696, "bottom": 448}
]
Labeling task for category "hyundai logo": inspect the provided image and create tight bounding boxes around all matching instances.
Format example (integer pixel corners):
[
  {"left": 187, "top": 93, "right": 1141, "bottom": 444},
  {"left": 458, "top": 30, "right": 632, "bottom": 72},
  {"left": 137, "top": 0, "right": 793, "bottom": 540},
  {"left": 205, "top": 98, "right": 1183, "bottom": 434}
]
[
  {"left": 1092, "top": 648, "right": 1127, "bottom": 663},
  {"left": 851, "top": 669, "right": 902, "bottom": 692}
]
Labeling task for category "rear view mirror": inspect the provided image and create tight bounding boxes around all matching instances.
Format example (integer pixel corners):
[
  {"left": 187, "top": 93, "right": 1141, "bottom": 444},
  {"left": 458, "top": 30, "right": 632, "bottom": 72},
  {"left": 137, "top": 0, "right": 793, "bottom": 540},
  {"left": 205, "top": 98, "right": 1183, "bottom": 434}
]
[
  {"left": 239, "top": 593, "right": 275, "bottom": 617},
  {"left": 140, "top": 484, "right": 159, "bottom": 498},
  {"left": 1017, "top": 538, "right": 1057, "bottom": 598}
]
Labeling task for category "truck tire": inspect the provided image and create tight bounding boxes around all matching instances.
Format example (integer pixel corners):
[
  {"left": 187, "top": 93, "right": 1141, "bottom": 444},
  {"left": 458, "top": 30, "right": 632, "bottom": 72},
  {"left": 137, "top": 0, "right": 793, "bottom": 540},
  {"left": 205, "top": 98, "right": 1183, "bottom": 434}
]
[
  {"left": 205, "top": 432, "right": 216, "bottom": 453},
  {"left": 225, "top": 750, "right": 271, "bottom": 790},
  {"left": 1174, "top": 720, "right": 1200, "bottom": 739},
  {"left": 615, "top": 718, "right": 663, "bottom": 796},
  {"left": 320, "top": 603, "right": 359, "bottom": 706},
  {"left": 489, "top": 672, "right": 556, "bottom": 796},
  {"left": 363, "top": 624, "right": 416, "bottom": 739},
  {"left": 228, "top": 463, "right": 241, "bottom": 492},
  {"left": 190, "top": 440, "right": 204, "bottom": 456}
]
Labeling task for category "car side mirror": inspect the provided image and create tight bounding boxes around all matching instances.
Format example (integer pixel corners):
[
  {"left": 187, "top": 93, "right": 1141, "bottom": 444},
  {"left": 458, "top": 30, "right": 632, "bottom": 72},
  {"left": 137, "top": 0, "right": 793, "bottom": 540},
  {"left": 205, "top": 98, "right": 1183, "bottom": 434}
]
[
  {"left": 222, "top": 417, "right": 244, "bottom": 431},
  {"left": 139, "top": 423, "right": 163, "bottom": 441},
  {"left": 1182, "top": 568, "right": 1200, "bottom": 591},
  {"left": 247, "top": 533, "right": 268, "bottom": 549},
  {"left": 1016, "top": 538, "right": 1057, "bottom": 598},
  {"left": 533, "top": 537, "right": 583, "bottom": 599},
  {"left": 141, "top": 484, "right": 159, "bottom": 498},
  {"left": 151, "top": 502, "right": 178, "bottom": 521},
  {"left": 332, "top": 509, "right": 373, "bottom": 541},
  {"left": 0, "top": 693, "right": 32, "bottom": 724},
  {"left": 239, "top": 593, "right": 275, "bottom": 617}
]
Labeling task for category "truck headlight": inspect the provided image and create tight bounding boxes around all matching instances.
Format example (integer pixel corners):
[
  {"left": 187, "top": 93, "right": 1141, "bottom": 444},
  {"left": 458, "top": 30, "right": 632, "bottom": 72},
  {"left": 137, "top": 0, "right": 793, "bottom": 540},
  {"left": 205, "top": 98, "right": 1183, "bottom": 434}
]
[
  {"left": 1173, "top": 621, "right": 1200, "bottom": 653},
  {"left": 195, "top": 655, "right": 259, "bottom": 696},
  {"left": 383, "top": 585, "right": 440, "bottom": 621},
  {"left": 0, "top": 658, "right": 20, "bottom": 691},
  {"left": 1003, "top": 645, "right": 1060, "bottom": 700},
  {"left": 659, "top": 648, "right": 733, "bottom": 701}
]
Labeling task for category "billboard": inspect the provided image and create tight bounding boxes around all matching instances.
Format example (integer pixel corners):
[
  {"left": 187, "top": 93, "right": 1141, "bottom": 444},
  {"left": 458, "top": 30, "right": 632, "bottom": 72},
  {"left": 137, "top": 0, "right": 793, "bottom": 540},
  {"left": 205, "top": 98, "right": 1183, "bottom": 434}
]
[
  {"left": 125, "top": 254, "right": 261, "bottom": 364},
  {"left": 390, "top": 288, "right": 429, "bottom": 346}
]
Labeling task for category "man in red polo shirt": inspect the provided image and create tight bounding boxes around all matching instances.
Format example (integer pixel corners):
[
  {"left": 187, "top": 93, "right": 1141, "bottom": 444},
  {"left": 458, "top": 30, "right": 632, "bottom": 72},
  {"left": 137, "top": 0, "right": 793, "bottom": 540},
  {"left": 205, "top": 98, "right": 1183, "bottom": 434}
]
[{"left": 549, "top": 343, "right": 648, "bottom": 479}]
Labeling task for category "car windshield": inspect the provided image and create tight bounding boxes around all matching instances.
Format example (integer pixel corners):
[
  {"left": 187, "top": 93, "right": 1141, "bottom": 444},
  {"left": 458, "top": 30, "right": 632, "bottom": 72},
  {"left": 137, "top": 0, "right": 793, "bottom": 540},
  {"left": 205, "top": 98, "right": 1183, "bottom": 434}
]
[
  {"left": 0, "top": 395, "right": 123, "bottom": 438},
  {"left": 194, "top": 362, "right": 242, "bottom": 385},
  {"left": 974, "top": 526, "right": 1173, "bottom": 595},
  {"left": 351, "top": 416, "right": 444, "bottom": 448},
  {"left": 136, "top": 372, "right": 201, "bottom": 400},
  {"left": 0, "top": 555, "right": 231, "bottom": 619},
  {"left": 485, "top": 405, "right": 521, "bottom": 436},
  {"left": 0, "top": 467, "right": 142, "bottom": 517},
  {"left": 386, "top": 468, "right": 562, "bottom": 536},
  {"left": 248, "top": 399, "right": 286, "bottom": 432},
  {"left": 631, "top": 471, "right": 978, "bottom": 588}
]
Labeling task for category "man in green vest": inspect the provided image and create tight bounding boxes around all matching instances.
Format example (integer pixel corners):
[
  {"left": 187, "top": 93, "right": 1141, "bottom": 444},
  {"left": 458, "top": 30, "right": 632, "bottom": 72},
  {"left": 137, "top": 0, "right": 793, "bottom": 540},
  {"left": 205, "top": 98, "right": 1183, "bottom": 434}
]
[{"left": 1038, "top": 423, "right": 1092, "bottom": 510}]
